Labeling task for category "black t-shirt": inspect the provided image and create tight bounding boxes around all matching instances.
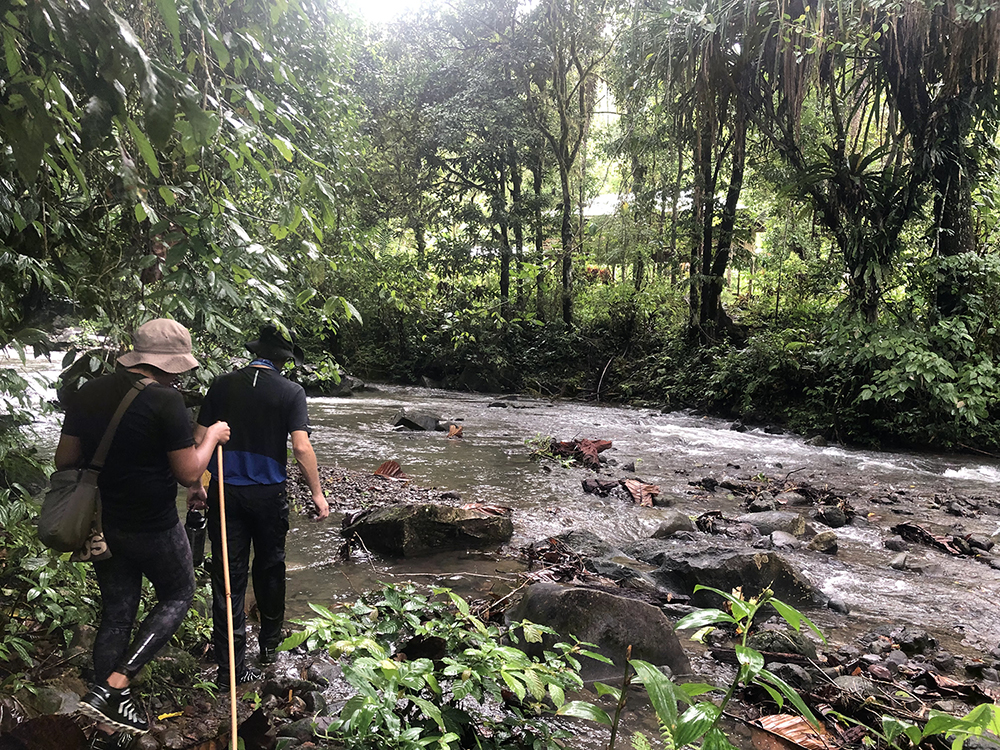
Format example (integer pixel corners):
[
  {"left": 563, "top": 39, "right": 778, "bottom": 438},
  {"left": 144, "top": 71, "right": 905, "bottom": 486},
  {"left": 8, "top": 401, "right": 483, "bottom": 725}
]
[
  {"left": 196, "top": 366, "right": 310, "bottom": 486},
  {"left": 61, "top": 369, "right": 195, "bottom": 532}
]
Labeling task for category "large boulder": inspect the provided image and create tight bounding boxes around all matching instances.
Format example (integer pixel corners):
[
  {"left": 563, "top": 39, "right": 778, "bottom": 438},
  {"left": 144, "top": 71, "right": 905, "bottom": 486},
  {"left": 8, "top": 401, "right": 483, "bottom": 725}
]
[
  {"left": 506, "top": 582, "right": 691, "bottom": 681},
  {"left": 623, "top": 544, "right": 818, "bottom": 606},
  {"left": 392, "top": 409, "right": 444, "bottom": 431},
  {"left": 342, "top": 504, "right": 512, "bottom": 557}
]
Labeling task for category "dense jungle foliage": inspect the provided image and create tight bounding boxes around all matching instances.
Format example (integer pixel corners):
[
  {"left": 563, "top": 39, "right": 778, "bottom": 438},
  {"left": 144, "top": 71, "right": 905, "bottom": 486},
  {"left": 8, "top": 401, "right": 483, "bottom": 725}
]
[
  {"left": 2, "top": 0, "right": 1000, "bottom": 508},
  {"left": 2, "top": 1, "right": 1000, "bottom": 744}
]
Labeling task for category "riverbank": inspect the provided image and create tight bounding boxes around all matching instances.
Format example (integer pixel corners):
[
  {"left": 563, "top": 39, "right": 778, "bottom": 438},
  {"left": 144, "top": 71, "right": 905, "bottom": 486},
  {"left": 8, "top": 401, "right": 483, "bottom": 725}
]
[{"left": 3, "top": 457, "right": 1000, "bottom": 749}]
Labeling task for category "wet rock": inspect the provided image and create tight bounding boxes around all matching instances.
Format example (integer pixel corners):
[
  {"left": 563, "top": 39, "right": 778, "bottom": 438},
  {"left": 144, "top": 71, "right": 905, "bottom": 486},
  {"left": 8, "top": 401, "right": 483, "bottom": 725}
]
[
  {"left": 834, "top": 675, "right": 878, "bottom": 696},
  {"left": 582, "top": 477, "right": 620, "bottom": 496},
  {"left": 775, "top": 491, "right": 810, "bottom": 507},
  {"left": 805, "top": 435, "right": 829, "bottom": 447},
  {"left": 488, "top": 401, "right": 509, "bottom": 408},
  {"left": 342, "top": 503, "right": 513, "bottom": 556},
  {"left": 769, "top": 663, "right": 813, "bottom": 689},
  {"left": 866, "top": 636, "right": 893, "bottom": 655},
  {"left": 278, "top": 716, "right": 336, "bottom": 742},
  {"left": 815, "top": 505, "right": 847, "bottom": 528},
  {"left": 731, "top": 421, "right": 748, "bottom": 432},
  {"left": 13, "top": 685, "right": 79, "bottom": 716},
  {"left": 964, "top": 659, "right": 987, "bottom": 678},
  {"left": 884, "top": 536, "right": 908, "bottom": 552},
  {"left": 896, "top": 628, "right": 937, "bottom": 656},
  {"left": 932, "top": 651, "right": 956, "bottom": 673},
  {"left": 736, "top": 511, "right": 806, "bottom": 537},
  {"left": 507, "top": 582, "right": 691, "bottom": 681},
  {"left": 698, "top": 477, "right": 718, "bottom": 491},
  {"left": 967, "top": 534, "right": 994, "bottom": 552},
  {"left": 391, "top": 409, "right": 444, "bottom": 431},
  {"left": 828, "top": 598, "right": 849, "bottom": 614},
  {"left": 651, "top": 493, "right": 677, "bottom": 507},
  {"left": 622, "top": 545, "right": 818, "bottom": 606},
  {"left": 747, "top": 630, "right": 817, "bottom": 660},
  {"left": 867, "top": 663, "right": 893, "bottom": 680},
  {"left": 303, "top": 690, "right": 327, "bottom": 713},
  {"left": 553, "top": 529, "right": 620, "bottom": 559},
  {"left": 652, "top": 511, "right": 696, "bottom": 539},
  {"left": 808, "top": 531, "right": 838, "bottom": 554},
  {"left": 306, "top": 661, "right": 343, "bottom": 687},
  {"left": 748, "top": 495, "right": 776, "bottom": 512},
  {"left": 885, "top": 649, "right": 909, "bottom": 668},
  {"left": 770, "top": 531, "right": 801, "bottom": 549}
]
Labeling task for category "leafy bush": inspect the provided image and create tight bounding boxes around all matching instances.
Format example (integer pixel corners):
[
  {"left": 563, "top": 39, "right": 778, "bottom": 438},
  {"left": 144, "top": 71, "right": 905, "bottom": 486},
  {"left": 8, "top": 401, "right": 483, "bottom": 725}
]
[{"left": 282, "top": 583, "right": 601, "bottom": 750}]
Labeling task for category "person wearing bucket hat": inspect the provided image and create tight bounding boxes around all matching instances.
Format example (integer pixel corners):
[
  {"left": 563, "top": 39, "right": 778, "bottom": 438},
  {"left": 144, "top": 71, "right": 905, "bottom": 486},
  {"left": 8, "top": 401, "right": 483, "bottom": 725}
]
[
  {"left": 54, "top": 319, "right": 231, "bottom": 739},
  {"left": 190, "top": 323, "right": 328, "bottom": 687}
]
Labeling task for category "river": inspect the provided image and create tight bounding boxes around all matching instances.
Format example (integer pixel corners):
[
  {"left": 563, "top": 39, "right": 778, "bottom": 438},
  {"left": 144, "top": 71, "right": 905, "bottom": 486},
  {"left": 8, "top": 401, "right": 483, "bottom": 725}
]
[{"left": 6, "top": 351, "right": 1000, "bottom": 665}]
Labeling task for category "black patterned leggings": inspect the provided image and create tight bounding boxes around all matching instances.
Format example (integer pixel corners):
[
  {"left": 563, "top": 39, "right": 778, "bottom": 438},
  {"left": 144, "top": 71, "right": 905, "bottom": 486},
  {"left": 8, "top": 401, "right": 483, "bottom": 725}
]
[{"left": 91, "top": 521, "right": 195, "bottom": 682}]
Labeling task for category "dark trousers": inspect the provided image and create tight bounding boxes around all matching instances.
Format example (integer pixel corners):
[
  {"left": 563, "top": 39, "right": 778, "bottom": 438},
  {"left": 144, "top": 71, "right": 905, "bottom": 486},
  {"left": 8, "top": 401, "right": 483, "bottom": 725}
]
[
  {"left": 92, "top": 521, "right": 195, "bottom": 682},
  {"left": 207, "top": 481, "right": 289, "bottom": 672}
]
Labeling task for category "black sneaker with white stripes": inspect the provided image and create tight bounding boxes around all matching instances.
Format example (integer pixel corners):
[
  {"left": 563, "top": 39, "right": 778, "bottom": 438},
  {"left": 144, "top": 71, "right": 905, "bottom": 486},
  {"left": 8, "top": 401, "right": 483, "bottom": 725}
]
[
  {"left": 77, "top": 684, "right": 149, "bottom": 734},
  {"left": 217, "top": 664, "right": 265, "bottom": 689}
]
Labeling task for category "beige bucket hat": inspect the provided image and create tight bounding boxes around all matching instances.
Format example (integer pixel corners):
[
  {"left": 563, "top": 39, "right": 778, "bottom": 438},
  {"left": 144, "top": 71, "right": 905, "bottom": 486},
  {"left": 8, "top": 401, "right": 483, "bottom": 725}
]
[{"left": 117, "top": 318, "right": 200, "bottom": 373}]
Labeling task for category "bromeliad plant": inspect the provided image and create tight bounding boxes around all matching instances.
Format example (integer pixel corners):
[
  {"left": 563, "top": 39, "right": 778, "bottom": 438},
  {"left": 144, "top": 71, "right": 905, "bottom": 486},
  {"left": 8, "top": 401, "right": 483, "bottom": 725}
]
[
  {"left": 280, "top": 583, "right": 603, "bottom": 750},
  {"left": 557, "top": 585, "right": 824, "bottom": 750}
]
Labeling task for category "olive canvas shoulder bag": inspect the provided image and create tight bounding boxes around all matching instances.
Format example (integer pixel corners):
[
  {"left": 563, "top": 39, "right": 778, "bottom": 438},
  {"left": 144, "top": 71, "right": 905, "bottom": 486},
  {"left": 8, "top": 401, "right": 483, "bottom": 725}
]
[{"left": 38, "top": 377, "right": 154, "bottom": 558}]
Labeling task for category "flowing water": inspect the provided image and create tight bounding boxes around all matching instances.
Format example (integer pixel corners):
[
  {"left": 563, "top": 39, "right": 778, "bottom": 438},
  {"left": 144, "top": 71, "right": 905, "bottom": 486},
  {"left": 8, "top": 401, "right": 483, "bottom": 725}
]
[{"left": 7, "top": 351, "right": 1000, "bottom": 663}]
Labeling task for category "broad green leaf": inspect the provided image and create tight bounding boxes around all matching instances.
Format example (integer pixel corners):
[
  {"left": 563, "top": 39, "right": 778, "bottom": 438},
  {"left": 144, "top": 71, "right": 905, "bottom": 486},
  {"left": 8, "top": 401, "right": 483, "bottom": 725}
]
[
  {"left": 154, "top": 0, "right": 182, "bottom": 55},
  {"left": 142, "top": 63, "right": 176, "bottom": 148},
  {"left": 594, "top": 682, "right": 622, "bottom": 700},
  {"left": 735, "top": 645, "right": 764, "bottom": 676},
  {"left": 271, "top": 134, "right": 294, "bottom": 162},
  {"left": 548, "top": 682, "right": 565, "bottom": 707},
  {"left": 125, "top": 117, "right": 160, "bottom": 178},
  {"left": 631, "top": 659, "right": 680, "bottom": 728},
  {"left": 158, "top": 186, "right": 176, "bottom": 206},
  {"left": 499, "top": 670, "right": 526, "bottom": 701},
  {"left": 674, "top": 702, "right": 721, "bottom": 747},
  {"left": 556, "top": 701, "right": 613, "bottom": 726},
  {"left": 675, "top": 608, "right": 737, "bottom": 631}
]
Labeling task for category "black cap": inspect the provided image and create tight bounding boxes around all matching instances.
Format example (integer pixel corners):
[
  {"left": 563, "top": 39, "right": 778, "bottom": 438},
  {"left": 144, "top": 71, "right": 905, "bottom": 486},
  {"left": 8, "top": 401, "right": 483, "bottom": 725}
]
[{"left": 246, "top": 324, "right": 305, "bottom": 366}]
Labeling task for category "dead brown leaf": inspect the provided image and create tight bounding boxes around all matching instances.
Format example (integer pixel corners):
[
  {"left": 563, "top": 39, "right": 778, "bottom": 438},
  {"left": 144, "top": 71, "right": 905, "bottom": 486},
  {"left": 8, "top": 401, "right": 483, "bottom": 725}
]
[
  {"left": 374, "top": 460, "right": 406, "bottom": 478},
  {"left": 752, "top": 714, "right": 837, "bottom": 750},
  {"left": 623, "top": 478, "right": 660, "bottom": 506}
]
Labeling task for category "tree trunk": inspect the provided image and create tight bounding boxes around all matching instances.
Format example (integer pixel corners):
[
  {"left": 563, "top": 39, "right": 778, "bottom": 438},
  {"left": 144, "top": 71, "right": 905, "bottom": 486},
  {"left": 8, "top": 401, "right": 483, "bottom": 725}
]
[{"left": 701, "top": 108, "right": 746, "bottom": 334}]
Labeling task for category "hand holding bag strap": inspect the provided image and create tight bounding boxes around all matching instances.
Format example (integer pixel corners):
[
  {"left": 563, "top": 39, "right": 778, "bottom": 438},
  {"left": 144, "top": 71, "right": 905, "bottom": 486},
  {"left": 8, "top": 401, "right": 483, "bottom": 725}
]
[{"left": 89, "top": 377, "right": 156, "bottom": 470}]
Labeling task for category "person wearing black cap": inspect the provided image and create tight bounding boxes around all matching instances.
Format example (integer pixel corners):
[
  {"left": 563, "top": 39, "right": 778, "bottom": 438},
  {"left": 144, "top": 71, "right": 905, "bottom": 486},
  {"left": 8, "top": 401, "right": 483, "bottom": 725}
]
[{"left": 189, "top": 323, "right": 329, "bottom": 686}]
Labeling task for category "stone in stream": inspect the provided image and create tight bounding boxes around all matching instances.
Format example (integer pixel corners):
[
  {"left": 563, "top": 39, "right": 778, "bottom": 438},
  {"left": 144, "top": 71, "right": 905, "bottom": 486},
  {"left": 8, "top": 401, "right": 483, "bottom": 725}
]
[
  {"left": 815, "top": 505, "right": 848, "bottom": 528},
  {"left": 342, "top": 503, "right": 512, "bottom": 556},
  {"left": 770, "top": 530, "right": 802, "bottom": 549},
  {"left": 652, "top": 510, "right": 696, "bottom": 538},
  {"left": 391, "top": 408, "right": 445, "bottom": 431},
  {"left": 808, "top": 530, "right": 839, "bottom": 554},
  {"left": 506, "top": 582, "right": 691, "bottom": 681},
  {"left": 775, "top": 490, "right": 811, "bottom": 507},
  {"left": 736, "top": 510, "right": 807, "bottom": 537},
  {"left": 623, "top": 542, "right": 819, "bottom": 606}
]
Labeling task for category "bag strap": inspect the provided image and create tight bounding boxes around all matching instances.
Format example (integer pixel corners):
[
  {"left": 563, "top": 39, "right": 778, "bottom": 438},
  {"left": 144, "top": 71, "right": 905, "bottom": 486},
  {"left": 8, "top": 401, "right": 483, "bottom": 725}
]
[{"left": 89, "top": 377, "right": 157, "bottom": 471}]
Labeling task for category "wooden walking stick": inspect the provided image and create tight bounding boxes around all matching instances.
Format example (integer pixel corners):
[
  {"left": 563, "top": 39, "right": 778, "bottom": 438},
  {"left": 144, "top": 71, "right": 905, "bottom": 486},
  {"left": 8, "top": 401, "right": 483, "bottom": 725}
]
[{"left": 216, "top": 445, "right": 238, "bottom": 750}]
